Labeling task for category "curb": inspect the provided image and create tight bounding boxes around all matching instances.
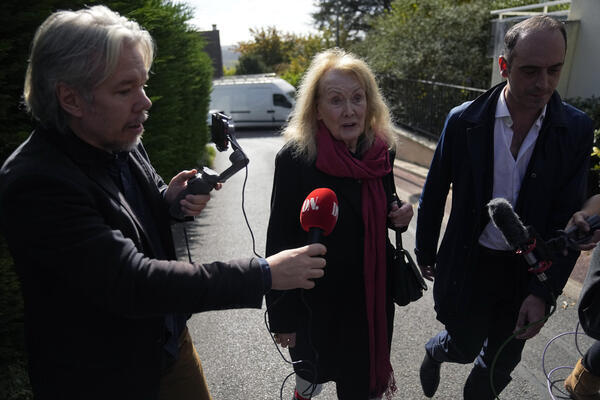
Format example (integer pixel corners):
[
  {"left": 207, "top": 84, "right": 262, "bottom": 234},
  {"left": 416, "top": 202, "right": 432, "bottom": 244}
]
[
  {"left": 563, "top": 279, "right": 582, "bottom": 301},
  {"left": 393, "top": 158, "right": 429, "bottom": 180}
]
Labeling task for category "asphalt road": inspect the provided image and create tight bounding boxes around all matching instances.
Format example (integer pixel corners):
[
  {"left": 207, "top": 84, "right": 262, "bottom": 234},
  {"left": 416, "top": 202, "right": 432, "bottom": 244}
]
[{"left": 172, "top": 128, "right": 594, "bottom": 400}]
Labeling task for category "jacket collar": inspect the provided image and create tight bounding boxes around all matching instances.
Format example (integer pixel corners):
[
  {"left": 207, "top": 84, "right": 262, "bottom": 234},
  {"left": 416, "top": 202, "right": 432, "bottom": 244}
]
[
  {"left": 39, "top": 126, "right": 150, "bottom": 236},
  {"left": 460, "top": 81, "right": 568, "bottom": 131}
]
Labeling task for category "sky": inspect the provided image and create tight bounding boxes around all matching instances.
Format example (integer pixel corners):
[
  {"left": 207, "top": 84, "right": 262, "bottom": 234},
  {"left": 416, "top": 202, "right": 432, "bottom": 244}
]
[{"left": 176, "top": 0, "right": 319, "bottom": 46}]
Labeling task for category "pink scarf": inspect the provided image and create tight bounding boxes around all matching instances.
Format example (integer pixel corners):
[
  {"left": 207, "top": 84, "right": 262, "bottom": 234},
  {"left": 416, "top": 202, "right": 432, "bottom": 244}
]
[{"left": 315, "top": 122, "right": 396, "bottom": 398}]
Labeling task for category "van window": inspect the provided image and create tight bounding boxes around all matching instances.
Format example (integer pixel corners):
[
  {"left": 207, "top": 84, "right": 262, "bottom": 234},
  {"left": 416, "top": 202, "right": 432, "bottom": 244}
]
[{"left": 273, "top": 93, "right": 292, "bottom": 109}]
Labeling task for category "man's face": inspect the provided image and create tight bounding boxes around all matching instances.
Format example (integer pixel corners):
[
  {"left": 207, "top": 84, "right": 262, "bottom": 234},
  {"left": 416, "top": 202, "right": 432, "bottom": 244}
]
[
  {"left": 500, "top": 29, "right": 565, "bottom": 113},
  {"left": 73, "top": 42, "right": 152, "bottom": 153}
]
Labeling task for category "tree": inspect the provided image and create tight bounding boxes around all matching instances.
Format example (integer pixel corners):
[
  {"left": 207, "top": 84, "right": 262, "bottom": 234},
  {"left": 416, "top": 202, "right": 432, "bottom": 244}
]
[
  {"left": 236, "top": 53, "right": 268, "bottom": 75},
  {"left": 355, "top": 0, "right": 493, "bottom": 87},
  {"left": 355, "top": 0, "right": 569, "bottom": 88},
  {"left": 234, "top": 27, "right": 331, "bottom": 87},
  {"left": 312, "top": 0, "right": 392, "bottom": 47},
  {"left": 235, "top": 27, "right": 295, "bottom": 73}
]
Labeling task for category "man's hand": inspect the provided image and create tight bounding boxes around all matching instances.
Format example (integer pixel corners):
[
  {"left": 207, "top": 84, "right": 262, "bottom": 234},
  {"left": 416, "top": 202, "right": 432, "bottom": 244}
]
[
  {"left": 165, "top": 169, "right": 222, "bottom": 217},
  {"left": 267, "top": 244, "right": 327, "bottom": 290},
  {"left": 273, "top": 332, "right": 296, "bottom": 348},
  {"left": 515, "top": 294, "right": 547, "bottom": 339},
  {"left": 566, "top": 211, "right": 600, "bottom": 251},
  {"left": 388, "top": 201, "right": 414, "bottom": 229},
  {"left": 419, "top": 264, "right": 435, "bottom": 281}
]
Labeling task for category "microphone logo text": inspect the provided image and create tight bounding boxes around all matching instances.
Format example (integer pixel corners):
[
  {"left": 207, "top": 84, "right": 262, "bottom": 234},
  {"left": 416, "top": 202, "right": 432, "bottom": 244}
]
[
  {"left": 331, "top": 202, "right": 339, "bottom": 218},
  {"left": 302, "top": 196, "right": 320, "bottom": 212},
  {"left": 301, "top": 196, "right": 339, "bottom": 218}
]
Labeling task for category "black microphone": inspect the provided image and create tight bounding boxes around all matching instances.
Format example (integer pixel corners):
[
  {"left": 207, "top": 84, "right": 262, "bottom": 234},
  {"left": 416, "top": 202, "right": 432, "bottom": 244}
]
[{"left": 487, "top": 198, "right": 551, "bottom": 281}]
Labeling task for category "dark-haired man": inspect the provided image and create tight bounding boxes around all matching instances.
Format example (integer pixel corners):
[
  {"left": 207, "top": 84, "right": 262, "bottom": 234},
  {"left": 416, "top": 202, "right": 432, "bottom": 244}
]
[{"left": 415, "top": 15, "right": 593, "bottom": 399}]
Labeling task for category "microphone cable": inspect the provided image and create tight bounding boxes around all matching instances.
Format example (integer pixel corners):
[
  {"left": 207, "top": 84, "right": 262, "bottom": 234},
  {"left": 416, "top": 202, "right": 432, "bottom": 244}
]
[
  {"left": 237, "top": 163, "right": 320, "bottom": 399},
  {"left": 180, "top": 158, "right": 321, "bottom": 398},
  {"left": 541, "top": 321, "right": 589, "bottom": 400},
  {"left": 181, "top": 163, "right": 258, "bottom": 262},
  {"left": 263, "top": 292, "right": 320, "bottom": 400},
  {"left": 489, "top": 289, "right": 557, "bottom": 400},
  {"left": 240, "top": 163, "right": 260, "bottom": 258}
]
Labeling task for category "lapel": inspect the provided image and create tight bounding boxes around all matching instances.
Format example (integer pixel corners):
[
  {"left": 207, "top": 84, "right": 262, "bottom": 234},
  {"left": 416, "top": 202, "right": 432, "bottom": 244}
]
[
  {"left": 128, "top": 150, "right": 169, "bottom": 241},
  {"left": 52, "top": 128, "right": 154, "bottom": 247},
  {"left": 465, "top": 123, "right": 490, "bottom": 203},
  {"left": 515, "top": 91, "right": 567, "bottom": 214},
  {"left": 87, "top": 159, "right": 149, "bottom": 240},
  {"left": 462, "top": 83, "right": 504, "bottom": 207}
]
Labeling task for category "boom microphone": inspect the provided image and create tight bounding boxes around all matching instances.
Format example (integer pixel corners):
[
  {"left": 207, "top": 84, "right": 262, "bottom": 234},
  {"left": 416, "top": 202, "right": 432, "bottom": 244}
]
[
  {"left": 300, "top": 188, "right": 339, "bottom": 244},
  {"left": 487, "top": 197, "right": 551, "bottom": 280}
]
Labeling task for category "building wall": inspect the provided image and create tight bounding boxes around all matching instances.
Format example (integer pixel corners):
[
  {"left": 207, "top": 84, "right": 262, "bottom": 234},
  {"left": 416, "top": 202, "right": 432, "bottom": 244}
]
[
  {"left": 566, "top": 0, "right": 600, "bottom": 98},
  {"left": 199, "top": 27, "right": 223, "bottom": 79}
]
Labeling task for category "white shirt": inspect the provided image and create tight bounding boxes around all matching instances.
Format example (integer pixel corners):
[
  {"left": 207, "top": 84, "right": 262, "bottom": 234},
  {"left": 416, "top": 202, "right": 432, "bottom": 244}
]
[{"left": 478, "top": 88, "right": 546, "bottom": 250}]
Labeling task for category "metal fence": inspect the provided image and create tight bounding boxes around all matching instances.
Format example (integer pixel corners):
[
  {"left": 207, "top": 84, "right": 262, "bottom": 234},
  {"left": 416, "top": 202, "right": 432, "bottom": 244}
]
[{"left": 378, "top": 75, "right": 487, "bottom": 141}]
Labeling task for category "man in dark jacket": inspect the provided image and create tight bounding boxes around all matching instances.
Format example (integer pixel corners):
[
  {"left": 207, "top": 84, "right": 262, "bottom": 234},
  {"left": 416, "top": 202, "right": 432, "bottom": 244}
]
[
  {"left": 415, "top": 15, "right": 593, "bottom": 399},
  {"left": 0, "top": 5, "right": 326, "bottom": 400}
]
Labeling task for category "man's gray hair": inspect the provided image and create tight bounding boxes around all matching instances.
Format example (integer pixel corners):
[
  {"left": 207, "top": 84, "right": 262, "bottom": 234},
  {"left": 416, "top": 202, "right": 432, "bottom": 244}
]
[{"left": 24, "top": 5, "right": 154, "bottom": 133}]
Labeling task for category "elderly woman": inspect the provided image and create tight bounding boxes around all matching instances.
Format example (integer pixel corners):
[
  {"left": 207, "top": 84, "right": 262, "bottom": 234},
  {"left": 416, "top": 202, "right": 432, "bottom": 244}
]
[{"left": 266, "top": 48, "right": 414, "bottom": 400}]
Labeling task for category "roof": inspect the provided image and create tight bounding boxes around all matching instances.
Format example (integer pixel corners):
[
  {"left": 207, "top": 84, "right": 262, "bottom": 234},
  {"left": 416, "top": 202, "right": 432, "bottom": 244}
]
[{"left": 213, "top": 73, "right": 282, "bottom": 86}]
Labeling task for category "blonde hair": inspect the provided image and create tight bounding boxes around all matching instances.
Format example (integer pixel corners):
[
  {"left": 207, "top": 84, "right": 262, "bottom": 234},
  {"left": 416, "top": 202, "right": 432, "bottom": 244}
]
[
  {"left": 284, "top": 48, "right": 398, "bottom": 162},
  {"left": 24, "top": 5, "right": 154, "bottom": 133}
]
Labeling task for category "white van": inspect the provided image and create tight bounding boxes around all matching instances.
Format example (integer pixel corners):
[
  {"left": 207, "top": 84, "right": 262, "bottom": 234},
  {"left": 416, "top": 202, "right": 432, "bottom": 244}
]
[{"left": 209, "top": 73, "right": 296, "bottom": 128}]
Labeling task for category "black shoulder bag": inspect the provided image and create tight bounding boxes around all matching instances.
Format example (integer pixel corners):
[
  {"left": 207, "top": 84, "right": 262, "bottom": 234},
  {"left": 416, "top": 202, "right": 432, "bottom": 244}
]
[{"left": 384, "top": 168, "right": 428, "bottom": 306}]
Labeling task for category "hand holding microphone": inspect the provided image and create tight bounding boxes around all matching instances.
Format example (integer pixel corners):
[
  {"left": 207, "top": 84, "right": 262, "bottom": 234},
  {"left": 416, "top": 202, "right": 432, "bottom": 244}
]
[
  {"left": 267, "top": 244, "right": 327, "bottom": 290},
  {"left": 563, "top": 211, "right": 600, "bottom": 251},
  {"left": 266, "top": 188, "right": 339, "bottom": 290}
]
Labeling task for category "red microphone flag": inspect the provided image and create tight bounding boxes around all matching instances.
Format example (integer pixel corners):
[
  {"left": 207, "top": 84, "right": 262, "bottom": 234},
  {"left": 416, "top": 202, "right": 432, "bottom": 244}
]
[{"left": 299, "top": 188, "right": 339, "bottom": 237}]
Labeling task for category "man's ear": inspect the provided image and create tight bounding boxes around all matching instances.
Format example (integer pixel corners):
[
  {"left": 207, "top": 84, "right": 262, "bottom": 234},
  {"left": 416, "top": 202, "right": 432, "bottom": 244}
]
[
  {"left": 56, "top": 83, "right": 84, "bottom": 118},
  {"left": 499, "top": 56, "right": 509, "bottom": 78}
]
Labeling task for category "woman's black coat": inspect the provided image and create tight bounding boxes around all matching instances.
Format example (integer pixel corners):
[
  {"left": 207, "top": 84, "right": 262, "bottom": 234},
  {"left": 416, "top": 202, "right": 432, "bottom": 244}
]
[{"left": 265, "top": 143, "right": 395, "bottom": 393}]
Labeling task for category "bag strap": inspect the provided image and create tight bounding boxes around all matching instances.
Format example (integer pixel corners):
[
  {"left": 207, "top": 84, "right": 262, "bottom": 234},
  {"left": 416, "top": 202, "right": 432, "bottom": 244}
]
[{"left": 382, "top": 157, "right": 407, "bottom": 250}]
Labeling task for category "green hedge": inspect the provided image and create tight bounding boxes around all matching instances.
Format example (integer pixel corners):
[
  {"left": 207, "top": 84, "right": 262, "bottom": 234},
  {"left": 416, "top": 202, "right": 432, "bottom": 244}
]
[
  {"left": 566, "top": 97, "right": 600, "bottom": 196},
  {"left": 567, "top": 96, "right": 600, "bottom": 131},
  {"left": 0, "top": 236, "right": 31, "bottom": 400}
]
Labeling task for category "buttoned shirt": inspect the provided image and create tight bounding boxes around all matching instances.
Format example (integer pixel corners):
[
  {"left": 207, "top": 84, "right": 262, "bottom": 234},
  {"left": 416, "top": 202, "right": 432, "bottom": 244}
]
[{"left": 478, "top": 88, "right": 546, "bottom": 250}]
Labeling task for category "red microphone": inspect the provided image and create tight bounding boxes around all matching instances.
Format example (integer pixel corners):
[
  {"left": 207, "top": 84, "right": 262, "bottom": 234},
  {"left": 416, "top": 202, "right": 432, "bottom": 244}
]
[{"left": 299, "top": 188, "right": 339, "bottom": 244}]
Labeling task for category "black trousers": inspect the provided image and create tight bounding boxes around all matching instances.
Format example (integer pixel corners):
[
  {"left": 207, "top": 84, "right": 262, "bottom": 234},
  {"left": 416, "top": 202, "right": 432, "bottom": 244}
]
[{"left": 426, "top": 246, "right": 532, "bottom": 399}]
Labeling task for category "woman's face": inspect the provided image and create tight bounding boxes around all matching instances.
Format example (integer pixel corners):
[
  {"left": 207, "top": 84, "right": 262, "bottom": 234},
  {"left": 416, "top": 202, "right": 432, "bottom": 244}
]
[{"left": 317, "top": 69, "right": 367, "bottom": 152}]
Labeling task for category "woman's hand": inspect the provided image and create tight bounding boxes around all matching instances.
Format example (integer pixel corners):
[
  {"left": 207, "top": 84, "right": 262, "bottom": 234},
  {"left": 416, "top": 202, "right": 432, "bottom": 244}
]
[
  {"left": 388, "top": 201, "right": 414, "bottom": 229},
  {"left": 273, "top": 332, "right": 296, "bottom": 348}
]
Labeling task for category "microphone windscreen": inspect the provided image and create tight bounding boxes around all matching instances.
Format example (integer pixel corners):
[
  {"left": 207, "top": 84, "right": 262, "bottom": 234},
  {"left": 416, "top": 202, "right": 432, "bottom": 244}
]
[
  {"left": 487, "top": 197, "right": 529, "bottom": 249},
  {"left": 300, "top": 188, "right": 339, "bottom": 236}
]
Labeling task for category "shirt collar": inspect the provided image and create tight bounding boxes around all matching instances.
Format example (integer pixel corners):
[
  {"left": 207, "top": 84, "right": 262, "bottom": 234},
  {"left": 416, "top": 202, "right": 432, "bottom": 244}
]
[{"left": 495, "top": 88, "right": 547, "bottom": 129}]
